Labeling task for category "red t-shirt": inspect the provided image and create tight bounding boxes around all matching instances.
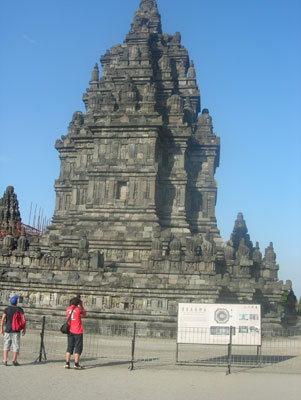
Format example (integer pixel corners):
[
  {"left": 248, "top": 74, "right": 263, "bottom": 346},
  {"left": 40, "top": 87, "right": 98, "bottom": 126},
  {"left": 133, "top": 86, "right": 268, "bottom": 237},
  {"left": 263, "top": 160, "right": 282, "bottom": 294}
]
[{"left": 66, "top": 305, "right": 86, "bottom": 334}]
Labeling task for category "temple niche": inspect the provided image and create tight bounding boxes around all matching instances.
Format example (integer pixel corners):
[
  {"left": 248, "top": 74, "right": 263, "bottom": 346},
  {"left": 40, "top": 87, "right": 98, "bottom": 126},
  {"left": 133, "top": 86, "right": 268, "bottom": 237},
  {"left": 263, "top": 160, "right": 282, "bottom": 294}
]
[{"left": 0, "top": 0, "right": 294, "bottom": 334}]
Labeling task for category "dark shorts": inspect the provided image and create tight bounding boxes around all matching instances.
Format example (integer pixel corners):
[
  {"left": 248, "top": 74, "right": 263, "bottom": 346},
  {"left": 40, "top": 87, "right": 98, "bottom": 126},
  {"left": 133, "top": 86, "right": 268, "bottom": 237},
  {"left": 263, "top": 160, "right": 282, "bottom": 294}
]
[{"left": 67, "top": 333, "right": 83, "bottom": 355}]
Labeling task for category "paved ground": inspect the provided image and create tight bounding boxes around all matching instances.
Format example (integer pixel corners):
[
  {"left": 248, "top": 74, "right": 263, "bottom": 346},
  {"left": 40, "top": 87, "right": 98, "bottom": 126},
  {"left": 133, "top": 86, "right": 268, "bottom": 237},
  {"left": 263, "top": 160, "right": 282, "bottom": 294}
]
[
  {"left": 1, "top": 357, "right": 300, "bottom": 400},
  {"left": 1, "top": 330, "right": 300, "bottom": 399}
]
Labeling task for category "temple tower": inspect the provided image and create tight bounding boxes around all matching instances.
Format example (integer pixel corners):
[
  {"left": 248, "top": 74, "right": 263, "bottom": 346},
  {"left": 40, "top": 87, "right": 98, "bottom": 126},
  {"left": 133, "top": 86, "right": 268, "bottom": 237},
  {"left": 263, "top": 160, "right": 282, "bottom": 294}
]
[
  {"left": 47, "top": 0, "right": 221, "bottom": 266},
  {"left": 0, "top": 0, "right": 291, "bottom": 333},
  {"left": 0, "top": 186, "right": 21, "bottom": 237}
]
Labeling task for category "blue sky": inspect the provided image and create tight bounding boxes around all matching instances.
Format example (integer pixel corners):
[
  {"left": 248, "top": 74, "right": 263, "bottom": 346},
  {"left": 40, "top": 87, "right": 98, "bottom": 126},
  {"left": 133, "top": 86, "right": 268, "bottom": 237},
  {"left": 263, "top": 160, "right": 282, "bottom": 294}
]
[{"left": 1, "top": 0, "right": 300, "bottom": 298}]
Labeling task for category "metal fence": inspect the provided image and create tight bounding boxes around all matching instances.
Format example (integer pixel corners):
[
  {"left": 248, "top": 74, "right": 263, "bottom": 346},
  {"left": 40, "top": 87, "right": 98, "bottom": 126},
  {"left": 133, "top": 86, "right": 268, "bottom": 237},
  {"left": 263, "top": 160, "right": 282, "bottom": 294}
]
[{"left": 1, "top": 318, "right": 300, "bottom": 374}]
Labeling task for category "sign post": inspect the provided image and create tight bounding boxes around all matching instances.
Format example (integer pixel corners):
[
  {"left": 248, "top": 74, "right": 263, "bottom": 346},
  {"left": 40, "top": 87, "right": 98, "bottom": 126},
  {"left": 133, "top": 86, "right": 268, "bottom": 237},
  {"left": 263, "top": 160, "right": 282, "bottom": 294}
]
[{"left": 177, "top": 303, "right": 262, "bottom": 368}]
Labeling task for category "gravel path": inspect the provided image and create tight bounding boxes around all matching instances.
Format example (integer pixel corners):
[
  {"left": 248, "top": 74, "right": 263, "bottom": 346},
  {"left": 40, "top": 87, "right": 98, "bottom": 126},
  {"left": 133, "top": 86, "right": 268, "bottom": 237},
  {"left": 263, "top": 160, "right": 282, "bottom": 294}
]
[{"left": 1, "top": 358, "right": 300, "bottom": 400}]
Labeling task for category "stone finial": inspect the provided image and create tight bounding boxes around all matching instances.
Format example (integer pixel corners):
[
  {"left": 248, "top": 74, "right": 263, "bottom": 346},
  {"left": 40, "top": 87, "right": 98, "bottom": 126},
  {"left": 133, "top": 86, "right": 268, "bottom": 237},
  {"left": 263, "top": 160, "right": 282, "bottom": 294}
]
[
  {"left": 17, "top": 227, "right": 28, "bottom": 252},
  {"left": 68, "top": 111, "right": 84, "bottom": 135},
  {"left": 130, "top": 0, "right": 162, "bottom": 34},
  {"left": 200, "top": 109, "right": 212, "bottom": 124},
  {"left": 170, "top": 236, "right": 181, "bottom": 253},
  {"left": 185, "top": 236, "right": 198, "bottom": 261},
  {"left": 230, "top": 212, "right": 253, "bottom": 252},
  {"left": 3, "top": 227, "right": 15, "bottom": 250},
  {"left": 188, "top": 60, "right": 196, "bottom": 79},
  {"left": 90, "top": 63, "right": 99, "bottom": 82},
  {"left": 236, "top": 238, "right": 250, "bottom": 263},
  {"left": 0, "top": 186, "right": 21, "bottom": 228},
  {"left": 263, "top": 242, "right": 277, "bottom": 265},
  {"left": 184, "top": 97, "right": 193, "bottom": 109},
  {"left": 6, "top": 186, "right": 14, "bottom": 195},
  {"left": 139, "top": 0, "right": 158, "bottom": 11},
  {"left": 183, "top": 97, "right": 194, "bottom": 123},
  {"left": 201, "top": 231, "right": 213, "bottom": 257},
  {"left": 167, "top": 94, "right": 183, "bottom": 114},
  {"left": 168, "top": 236, "right": 181, "bottom": 261},
  {"left": 172, "top": 31, "right": 181, "bottom": 44},
  {"left": 71, "top": 111, "right": 84, "bottom": 126},
  {"left": 252, "top": 242, "right": 262, "bottom": 263},
  {"left": 195, "top": 109, "right": 214, "bottom": 139},
  {"left": 224, "top": 240, "right": 234, "bottom": 261}
]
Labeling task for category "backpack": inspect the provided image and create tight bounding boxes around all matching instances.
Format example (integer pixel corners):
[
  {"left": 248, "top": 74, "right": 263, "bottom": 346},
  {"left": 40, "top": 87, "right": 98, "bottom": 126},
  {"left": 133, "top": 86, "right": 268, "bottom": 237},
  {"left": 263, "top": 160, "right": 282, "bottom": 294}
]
[{"left": 11, "top": 311, "right": 25, "bottom": 331}]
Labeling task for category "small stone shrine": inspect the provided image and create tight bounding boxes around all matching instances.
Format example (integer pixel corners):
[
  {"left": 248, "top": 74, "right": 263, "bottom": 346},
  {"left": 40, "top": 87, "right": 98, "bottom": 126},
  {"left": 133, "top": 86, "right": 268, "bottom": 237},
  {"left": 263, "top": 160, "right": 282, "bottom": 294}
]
[{"left": 0, "top": 0, "right": 292, "bottom": 333}]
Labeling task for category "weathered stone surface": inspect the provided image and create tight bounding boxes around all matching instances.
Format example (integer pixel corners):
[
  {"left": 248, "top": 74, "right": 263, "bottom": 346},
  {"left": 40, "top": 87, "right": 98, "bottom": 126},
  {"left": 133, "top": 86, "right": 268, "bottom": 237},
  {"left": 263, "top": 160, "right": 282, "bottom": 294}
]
[
  {"left": 0, "top": 0, "right": 292, "bottom": 333},
  {"left": 0, "top": 186, "right": 21, "bottom": 235}
]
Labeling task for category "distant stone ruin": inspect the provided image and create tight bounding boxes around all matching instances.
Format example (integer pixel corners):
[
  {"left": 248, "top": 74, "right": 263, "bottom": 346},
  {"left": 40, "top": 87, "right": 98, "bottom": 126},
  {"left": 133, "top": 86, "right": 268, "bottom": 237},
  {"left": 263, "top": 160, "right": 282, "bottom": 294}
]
[
  {"left": 0, "top": 186, "right": 21, "bottom": 238},
  {"left": 0, "top": 0, "right": 292, "bottom": 334}
]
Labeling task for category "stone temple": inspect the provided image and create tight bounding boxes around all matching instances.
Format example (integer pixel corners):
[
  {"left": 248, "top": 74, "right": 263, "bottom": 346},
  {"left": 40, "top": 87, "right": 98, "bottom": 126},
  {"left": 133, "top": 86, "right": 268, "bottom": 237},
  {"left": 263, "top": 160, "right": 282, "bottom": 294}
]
[{"left": 0, "top": 0, "right": 292, "bottom": 333}]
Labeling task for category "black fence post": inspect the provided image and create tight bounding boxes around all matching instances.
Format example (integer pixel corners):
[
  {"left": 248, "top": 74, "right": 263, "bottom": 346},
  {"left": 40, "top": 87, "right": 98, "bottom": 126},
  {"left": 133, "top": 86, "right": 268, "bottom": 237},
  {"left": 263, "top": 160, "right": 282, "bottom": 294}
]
[
  {"left": 227, "top": 325, "right": 233, "bottom": 375},
  {"left": 129, "top": 322, "right": 136, "bottom": 371},
  {"left": 256, "top": 344, "right": 262, "bottom": 366},
  {"left": 36, "top": 316, "right": 47, "bottom": 362}
]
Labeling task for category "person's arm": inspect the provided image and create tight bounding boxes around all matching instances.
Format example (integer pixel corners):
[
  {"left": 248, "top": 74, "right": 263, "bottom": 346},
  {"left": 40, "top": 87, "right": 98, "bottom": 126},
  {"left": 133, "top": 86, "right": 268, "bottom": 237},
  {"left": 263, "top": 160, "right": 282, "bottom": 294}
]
[
  {"left": 22, "top": 314, "right": 26, "bottom": 336},
  {"left": 79, "top": 301, "right": 86, "bottom": 317},
  {"left": 0, "top": 313, "right": 6, "bottom": 336}
]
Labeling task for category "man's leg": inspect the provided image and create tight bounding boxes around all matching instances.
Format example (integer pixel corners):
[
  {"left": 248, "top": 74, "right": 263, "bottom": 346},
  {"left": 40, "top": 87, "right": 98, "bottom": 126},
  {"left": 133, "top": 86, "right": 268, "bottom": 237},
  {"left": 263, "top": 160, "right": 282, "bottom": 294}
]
[
  {"left": 3, "top": 350, "right": 8, "bottom": 363},
  {"left": 3, "top": 333, "right": 11, "bottom": 364},
  {"left": 65, "top": 334, "right": 74, "bottom": 368},
  {"left": 65, "top": 352, "right": 71, "bottom": 363},
  {"left": 73, "top": 334, "right": 83, "bottom": 369},
  {"left": 11, "top": 332, "right": 20, "bottom": 365}
]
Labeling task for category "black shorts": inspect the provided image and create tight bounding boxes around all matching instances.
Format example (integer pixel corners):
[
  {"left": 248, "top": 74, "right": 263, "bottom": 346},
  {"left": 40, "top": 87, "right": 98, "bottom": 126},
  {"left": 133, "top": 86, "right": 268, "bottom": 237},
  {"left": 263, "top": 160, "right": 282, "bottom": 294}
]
[{"left": 67, "top": 333, "right": 83, "bottom": 355}]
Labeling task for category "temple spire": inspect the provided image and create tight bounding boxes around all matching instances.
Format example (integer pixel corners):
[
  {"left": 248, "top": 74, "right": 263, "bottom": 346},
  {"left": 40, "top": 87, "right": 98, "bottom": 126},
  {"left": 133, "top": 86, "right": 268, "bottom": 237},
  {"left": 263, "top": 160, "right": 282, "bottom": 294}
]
[
  {"left": 89, "top": 63, "right": 99, "bottom": 88},
  {"left": 230, "top": 212, "right": 253, "bottom": 252},
  {"left": 130, "top": 0, "right": 162, "bottom": 34},
  {"left": 90, "top": 63, "right": 99, "bottom": 82},
  {"left": 139, "top": 0, "right": 158, "bottom": 11}
]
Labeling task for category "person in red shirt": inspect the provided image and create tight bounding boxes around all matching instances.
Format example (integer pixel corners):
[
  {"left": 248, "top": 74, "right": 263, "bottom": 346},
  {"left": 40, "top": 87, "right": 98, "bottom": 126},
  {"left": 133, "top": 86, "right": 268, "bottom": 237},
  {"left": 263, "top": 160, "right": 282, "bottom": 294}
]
[{"left": 65, "top": 296, "right": 86, "bottom": 369}]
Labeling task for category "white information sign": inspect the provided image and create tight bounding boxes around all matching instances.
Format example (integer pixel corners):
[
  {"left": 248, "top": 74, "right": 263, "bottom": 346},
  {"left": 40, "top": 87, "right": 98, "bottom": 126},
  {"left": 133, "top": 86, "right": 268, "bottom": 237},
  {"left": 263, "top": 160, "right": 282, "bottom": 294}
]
[{"left": 177, "top": 303, "right": 261, "bottom": 346}]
